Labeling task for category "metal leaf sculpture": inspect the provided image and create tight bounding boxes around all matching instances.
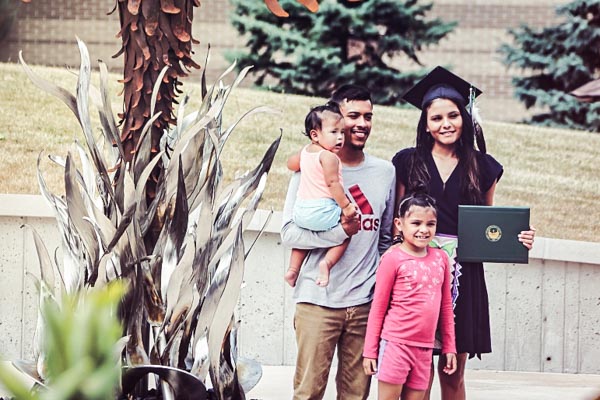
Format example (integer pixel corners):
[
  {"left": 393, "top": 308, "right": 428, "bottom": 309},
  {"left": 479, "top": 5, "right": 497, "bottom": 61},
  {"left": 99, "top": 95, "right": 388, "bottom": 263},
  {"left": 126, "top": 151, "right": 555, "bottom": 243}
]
[{"left": 18, "top": 39, "right": 280, "bottom": 400}]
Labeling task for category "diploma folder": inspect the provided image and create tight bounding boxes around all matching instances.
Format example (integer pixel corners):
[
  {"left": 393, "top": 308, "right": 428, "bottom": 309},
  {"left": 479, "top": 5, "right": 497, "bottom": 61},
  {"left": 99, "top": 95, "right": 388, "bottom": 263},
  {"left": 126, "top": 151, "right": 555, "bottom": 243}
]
[{"left": 457, "top": 205, "right": 530, "bottom": 264}]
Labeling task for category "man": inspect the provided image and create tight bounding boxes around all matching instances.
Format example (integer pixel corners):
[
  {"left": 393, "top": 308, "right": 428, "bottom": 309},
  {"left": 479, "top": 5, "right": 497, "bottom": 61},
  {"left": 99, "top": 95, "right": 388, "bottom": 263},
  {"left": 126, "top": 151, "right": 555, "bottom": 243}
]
[{"left": 281, "top": 85, "right": 396, "bottom": 399}]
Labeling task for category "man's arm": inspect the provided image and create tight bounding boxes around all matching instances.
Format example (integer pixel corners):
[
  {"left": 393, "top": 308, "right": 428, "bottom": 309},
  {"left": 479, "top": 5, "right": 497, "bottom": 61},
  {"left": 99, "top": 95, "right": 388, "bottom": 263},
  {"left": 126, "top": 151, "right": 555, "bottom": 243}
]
[
  {"left": 377, "top": 175, "right": 396, "bottom": 255},
  {"left": 281, "top": 172, "right": 353, "bottom": 250}
]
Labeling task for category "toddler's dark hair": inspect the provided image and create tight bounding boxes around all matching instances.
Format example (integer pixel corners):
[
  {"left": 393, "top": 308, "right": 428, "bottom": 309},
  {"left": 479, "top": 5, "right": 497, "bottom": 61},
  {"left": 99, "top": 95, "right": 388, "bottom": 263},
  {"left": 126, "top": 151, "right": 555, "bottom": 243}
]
[
  {"left": 303, "top": 102, "right": 343, "bottom": 137},
  {"left": 397, "top": 192, "right": 438, "bottom": 218}
]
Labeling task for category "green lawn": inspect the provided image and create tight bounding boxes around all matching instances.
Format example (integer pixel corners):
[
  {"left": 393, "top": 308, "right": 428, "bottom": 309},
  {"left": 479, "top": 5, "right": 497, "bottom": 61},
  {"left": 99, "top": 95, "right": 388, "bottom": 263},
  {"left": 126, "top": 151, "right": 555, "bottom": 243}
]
[{"left": 1, "top": 62, "right": 599, "bottom": 243}]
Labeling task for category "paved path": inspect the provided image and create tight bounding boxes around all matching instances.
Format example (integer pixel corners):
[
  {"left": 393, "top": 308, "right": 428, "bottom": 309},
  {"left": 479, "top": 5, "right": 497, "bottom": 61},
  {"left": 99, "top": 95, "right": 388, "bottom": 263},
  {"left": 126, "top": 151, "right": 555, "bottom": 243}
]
[
  {"left": 248, "top": 366, "right": 600, "bottom": 400},
  {"left": 2, "top": 362, "right": 599, "bottom": 399}
]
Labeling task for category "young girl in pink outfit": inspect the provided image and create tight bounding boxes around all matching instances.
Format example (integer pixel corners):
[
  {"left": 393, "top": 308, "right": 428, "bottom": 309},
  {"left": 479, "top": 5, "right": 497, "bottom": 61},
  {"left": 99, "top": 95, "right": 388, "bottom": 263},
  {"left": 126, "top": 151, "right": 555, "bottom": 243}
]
[
  {"left": 284, "top": 103, "right": 358, "bottom": 287},
  {"left": 363, "top": 193, "right": 457, "bottom": 400}
]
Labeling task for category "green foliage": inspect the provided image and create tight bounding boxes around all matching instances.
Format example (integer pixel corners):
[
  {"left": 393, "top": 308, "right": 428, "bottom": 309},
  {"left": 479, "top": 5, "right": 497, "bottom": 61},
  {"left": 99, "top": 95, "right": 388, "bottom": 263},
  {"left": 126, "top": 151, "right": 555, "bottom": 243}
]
[
  {"left": 0, "top": 282, "right": 125, "bottom": 400},
  {"left": 499, "top": 0, "right": 600, "bottom": 131},
  {"left": 42, "top": 284, "right": 124, "bottom": 400},
  {"left": 228, "top": 0, "right": 456, "bottom": 105}
]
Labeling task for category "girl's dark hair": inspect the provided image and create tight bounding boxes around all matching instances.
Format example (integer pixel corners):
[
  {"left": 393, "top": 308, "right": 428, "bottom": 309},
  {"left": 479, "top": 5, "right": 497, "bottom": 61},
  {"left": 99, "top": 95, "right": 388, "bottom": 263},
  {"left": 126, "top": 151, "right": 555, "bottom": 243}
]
[
  {"left": 407, "top": 98, "right": 485, "bottom": 205},
  {"left": 303, "top": 102, "right": 343, "bottom": 137},
  {"left": 397, "top": 192, "right": 438, "bottom": 218}
]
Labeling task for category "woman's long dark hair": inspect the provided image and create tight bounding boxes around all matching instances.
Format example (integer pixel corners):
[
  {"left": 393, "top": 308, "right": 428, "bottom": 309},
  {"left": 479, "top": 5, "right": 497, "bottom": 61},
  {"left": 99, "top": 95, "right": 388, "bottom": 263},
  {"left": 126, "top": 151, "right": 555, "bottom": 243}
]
[{"left": 406, "top": 98, "right": 487, "bottom": 205}]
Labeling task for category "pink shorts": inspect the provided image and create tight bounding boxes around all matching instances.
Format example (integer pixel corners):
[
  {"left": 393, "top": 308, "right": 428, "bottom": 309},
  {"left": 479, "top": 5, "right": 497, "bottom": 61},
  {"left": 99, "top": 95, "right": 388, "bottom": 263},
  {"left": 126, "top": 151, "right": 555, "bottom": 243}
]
[{"left": 376, "top": 339, "right": 433, "bottom": 390}]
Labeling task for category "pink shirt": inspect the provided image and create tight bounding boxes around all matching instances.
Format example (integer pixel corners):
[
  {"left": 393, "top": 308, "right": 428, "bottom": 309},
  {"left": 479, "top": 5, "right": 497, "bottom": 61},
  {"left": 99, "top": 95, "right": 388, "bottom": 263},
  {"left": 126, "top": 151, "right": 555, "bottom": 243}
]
[
  {"left": 363, "top": 246, "right": 456, "bottom": 358},
  {"left": 297, "top": 146, "right": 343, "bottom": 200}
]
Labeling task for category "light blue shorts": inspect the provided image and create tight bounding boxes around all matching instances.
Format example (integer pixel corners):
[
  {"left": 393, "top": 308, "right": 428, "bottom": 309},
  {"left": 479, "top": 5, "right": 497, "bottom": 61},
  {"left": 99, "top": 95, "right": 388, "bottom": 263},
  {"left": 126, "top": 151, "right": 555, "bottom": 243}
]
[{"left": 293, "top": 198, "right": 341, "bottom": 232}]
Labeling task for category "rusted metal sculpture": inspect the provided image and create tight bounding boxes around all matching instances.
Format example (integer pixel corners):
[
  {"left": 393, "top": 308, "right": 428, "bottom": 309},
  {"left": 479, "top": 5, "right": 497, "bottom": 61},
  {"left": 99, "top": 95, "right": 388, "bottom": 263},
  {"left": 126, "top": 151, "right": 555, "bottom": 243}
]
[{"left": 111, "top": 0, "right": 201, "bottom": 166}]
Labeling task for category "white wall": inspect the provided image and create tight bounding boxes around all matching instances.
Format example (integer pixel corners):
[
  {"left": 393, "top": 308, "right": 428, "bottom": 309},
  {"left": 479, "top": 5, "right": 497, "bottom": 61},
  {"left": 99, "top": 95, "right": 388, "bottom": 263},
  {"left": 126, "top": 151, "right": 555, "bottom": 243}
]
[{"left": 1, "top": 194, "right": 599, "bottom": 373}]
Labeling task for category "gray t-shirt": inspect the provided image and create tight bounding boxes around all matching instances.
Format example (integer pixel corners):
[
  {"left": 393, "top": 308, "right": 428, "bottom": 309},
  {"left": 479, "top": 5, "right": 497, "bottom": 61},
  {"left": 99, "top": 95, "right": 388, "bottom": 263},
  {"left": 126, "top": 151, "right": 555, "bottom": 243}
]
[{"left": 281, "top": 153, "right": 396, "bottom": 308}]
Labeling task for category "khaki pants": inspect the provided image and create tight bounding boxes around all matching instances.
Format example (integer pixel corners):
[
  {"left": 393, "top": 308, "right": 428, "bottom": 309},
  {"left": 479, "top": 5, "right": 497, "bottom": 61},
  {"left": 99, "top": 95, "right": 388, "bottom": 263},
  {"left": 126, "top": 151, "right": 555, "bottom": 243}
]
[{"left": 293, "top": 302, "right": 371, "bottom": 400}]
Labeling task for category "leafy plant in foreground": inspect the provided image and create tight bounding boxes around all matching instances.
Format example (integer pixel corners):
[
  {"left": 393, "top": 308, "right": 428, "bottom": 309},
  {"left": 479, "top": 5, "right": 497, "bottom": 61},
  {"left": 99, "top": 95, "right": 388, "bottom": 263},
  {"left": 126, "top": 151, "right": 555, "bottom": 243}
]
[{"left": 0, "top": 282, "right": 125, "bottom": 400}]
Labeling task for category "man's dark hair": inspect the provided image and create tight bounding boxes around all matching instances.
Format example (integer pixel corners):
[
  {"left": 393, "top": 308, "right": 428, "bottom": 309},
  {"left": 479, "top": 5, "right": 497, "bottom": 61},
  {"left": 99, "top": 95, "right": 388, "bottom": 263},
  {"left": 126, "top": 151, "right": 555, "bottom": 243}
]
[{"left": 330, "top": 84, "right": 372, "bottom": 105}]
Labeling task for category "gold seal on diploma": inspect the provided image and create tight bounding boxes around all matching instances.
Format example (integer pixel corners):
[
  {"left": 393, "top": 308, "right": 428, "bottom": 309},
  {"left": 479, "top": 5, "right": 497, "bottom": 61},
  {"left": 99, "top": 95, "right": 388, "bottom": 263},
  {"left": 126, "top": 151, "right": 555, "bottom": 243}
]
[{"left": 485, "top": 225, "right": 502, "bottom": 242}]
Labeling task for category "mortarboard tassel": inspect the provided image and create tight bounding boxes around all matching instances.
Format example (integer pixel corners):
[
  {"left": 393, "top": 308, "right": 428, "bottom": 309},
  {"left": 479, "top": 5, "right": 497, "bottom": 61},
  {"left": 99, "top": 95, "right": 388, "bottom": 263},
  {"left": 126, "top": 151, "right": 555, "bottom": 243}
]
[{"left": 469, "top": 87, "right": 487, "bottom": 154}]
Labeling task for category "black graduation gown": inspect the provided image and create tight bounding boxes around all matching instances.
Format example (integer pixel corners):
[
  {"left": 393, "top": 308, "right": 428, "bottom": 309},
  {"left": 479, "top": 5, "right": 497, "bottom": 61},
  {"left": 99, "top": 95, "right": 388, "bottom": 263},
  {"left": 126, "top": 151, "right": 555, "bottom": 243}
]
[{"left": 392, "top": 147, "right": 503, "bottom": 357}]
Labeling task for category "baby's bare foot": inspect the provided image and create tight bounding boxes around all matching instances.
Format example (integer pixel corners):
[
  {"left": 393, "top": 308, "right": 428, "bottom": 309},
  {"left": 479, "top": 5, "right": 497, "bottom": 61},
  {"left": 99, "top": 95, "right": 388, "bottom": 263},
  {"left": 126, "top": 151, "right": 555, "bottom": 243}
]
[
  {"left": 316, "top": 260, "right": 332, "bottom": 287},
  {"left": 284, "top": 270, "right": 298, "bottom": 287}
]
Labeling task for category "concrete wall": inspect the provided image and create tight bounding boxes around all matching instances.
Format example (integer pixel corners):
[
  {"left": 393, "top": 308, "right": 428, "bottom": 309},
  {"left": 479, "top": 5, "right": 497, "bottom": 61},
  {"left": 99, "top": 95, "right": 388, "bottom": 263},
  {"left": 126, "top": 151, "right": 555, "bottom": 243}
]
[
  {"left": 1, "top": 194, "right": 599, "bottom": 374},
  {"left": 1, "top": 0, "right": 565, "bottom": 122}
]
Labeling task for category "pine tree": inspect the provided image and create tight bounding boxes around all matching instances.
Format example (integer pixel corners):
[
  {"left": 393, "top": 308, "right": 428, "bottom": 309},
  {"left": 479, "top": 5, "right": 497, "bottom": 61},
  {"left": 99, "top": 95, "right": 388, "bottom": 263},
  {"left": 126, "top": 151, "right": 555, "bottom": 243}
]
[
  {"left": 228, "top": 0, "right": 456, "bottom": 105},
  {"left": 499, "top": 0, "right": 600, "bottom": 132}
]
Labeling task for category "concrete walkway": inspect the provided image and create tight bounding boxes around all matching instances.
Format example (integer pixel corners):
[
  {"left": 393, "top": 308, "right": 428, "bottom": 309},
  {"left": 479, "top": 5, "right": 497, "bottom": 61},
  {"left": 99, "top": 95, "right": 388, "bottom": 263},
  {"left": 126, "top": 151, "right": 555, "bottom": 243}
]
[
  {"left": 248, "top": 366, "right": 600, "bottom": 400},
  {"left": 2, "top": 362, "right": 599, "bottom": 399}
]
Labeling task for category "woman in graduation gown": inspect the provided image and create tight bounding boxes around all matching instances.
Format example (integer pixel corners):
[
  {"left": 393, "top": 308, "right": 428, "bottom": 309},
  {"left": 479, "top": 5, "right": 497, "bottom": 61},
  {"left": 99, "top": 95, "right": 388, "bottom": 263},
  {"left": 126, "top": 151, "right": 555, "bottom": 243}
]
[{"left": 392, "top": 66, "right": 536, "bottom": 400}]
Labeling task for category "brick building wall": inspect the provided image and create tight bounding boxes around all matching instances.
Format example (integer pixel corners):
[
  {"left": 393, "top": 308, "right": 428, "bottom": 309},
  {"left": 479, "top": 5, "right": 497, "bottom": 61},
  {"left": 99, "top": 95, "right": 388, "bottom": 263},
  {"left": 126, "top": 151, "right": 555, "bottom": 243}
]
[
  {"left": 428, "top": 0, "right": 562, "bottom": 98},
  {"left": 1, "top": 0, "right": 120, "bottom": 69},
  {"left": 0, "top": 0, "right": 565, "bottom": 120}
]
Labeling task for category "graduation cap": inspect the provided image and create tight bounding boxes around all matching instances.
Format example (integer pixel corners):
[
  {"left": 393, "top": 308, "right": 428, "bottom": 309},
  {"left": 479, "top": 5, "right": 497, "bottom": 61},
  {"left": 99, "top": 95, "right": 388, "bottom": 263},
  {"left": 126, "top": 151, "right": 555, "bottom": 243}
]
[{"left": 402, "top": 66, "right": 482, "bottom": 110}]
